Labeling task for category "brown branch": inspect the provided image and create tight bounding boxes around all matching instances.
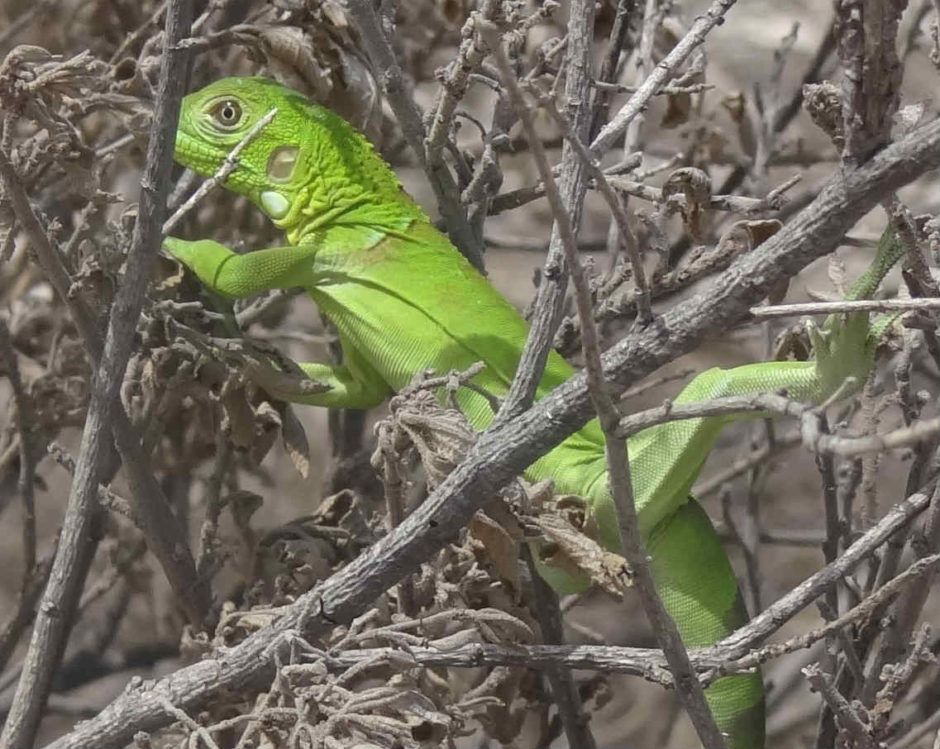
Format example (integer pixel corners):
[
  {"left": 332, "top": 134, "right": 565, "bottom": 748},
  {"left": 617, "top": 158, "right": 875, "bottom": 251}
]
[
  {"left": 490, "top": 0, "right": 596, "bottom": 427},
  {"left": 0, "top": 2, "right": 196, "bottom": 747},
  {"left": 590, "top": 0, "right": 738, "bottom": 154}
]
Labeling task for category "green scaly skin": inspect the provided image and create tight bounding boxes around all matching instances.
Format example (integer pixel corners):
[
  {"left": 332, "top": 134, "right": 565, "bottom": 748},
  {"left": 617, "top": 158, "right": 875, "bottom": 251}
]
[{"left": 164, "top": 77, "right": 904, "bottom": 749}]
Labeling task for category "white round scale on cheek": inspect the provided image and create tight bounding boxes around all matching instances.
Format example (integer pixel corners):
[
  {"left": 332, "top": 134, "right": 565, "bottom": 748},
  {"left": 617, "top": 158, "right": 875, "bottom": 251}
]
[{"left": 261, "top": 190, "right": 290, "bottom": 218}]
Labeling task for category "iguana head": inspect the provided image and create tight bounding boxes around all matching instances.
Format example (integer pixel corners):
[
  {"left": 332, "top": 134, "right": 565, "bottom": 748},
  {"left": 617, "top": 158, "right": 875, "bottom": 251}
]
[{"left": 175, "top": 77, "right": 426, "bottom": 238}]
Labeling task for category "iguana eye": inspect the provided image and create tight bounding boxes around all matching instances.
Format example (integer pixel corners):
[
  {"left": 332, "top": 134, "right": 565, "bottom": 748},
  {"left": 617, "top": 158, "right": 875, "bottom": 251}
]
[{"left": 210, "top": 99, "right": 242, "bottom": 129}]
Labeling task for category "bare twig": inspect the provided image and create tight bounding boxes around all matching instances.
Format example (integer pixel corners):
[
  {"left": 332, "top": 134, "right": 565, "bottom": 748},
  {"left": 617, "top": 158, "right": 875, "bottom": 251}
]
[
  {"left": 0, "top": 3, "right": 197, "bottom": 747},
  {"left": 424, "top": 0, "right": 501, "bottom": 165},
  {"left": 591, "top": 0, "right": 738, "bottom": 154},
  {"left": 751, "top": 298, "right": 940, "bottom": 318},
  {"left": 162, "top": 107, "right": 278, "bottom": 234},
  {"left": 481, "top": 21, "right": 726, "bottom": 748},
  {"left": 616, "top": 392, "right": 940, "bottom": 457},
  {"left": 607, "top": 173, "right": 801, "bottom": 214},
  {"left": 524, "top": 548, "right": 597, "bottom": 748}
]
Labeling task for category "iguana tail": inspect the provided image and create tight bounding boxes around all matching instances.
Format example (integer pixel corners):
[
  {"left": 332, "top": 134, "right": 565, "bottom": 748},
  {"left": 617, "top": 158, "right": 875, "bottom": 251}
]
[{"left": 648, "top": 501, "right": 765, "bottom": 749}]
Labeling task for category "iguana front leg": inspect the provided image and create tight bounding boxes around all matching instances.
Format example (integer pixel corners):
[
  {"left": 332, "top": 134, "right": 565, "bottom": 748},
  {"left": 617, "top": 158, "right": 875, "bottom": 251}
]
[
  {"left": 164, "top": 238, "right": 318, "bottom": 299},
  {"left": 165, "top": 237, "right": 391, "bottom": 409}
]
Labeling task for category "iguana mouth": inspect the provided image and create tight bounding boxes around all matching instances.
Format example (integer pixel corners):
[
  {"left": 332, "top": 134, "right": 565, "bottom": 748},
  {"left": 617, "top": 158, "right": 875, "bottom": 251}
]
[{"left": 173, "top": 127, "right": 229, "bottom": 177}]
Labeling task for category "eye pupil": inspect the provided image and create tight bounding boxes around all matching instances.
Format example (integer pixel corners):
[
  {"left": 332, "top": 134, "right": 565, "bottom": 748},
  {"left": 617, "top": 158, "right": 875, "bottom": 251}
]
[{"left": 212, "top": 100, "right": 241, "bottom": 127}]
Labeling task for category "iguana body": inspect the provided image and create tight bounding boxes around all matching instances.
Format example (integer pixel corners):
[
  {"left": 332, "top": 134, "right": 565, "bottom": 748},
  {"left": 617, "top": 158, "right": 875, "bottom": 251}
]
[{"left": 165, "top": 77, "right": 902, "bottom": 749}]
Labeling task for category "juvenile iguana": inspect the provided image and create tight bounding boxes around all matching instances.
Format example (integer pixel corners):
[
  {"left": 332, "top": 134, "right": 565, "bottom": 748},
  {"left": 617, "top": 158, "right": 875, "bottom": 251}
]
[{"left": 164, "top": 76, "right": 902, "bottom": 748}]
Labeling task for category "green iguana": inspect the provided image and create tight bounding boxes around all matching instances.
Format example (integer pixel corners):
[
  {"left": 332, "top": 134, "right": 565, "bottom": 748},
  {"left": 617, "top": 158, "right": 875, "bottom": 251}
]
[{"left": 164, "top": 76, "right": 903, "bottom": 749}]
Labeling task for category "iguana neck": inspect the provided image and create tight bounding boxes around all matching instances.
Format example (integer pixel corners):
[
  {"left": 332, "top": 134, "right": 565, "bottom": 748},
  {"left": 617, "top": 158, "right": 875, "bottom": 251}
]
[
  {"left": 272, "top": 101, "right": 431, "bottom": 246},
  {"left": 277, "top": 183, "right": 429, "bottom": 247}
]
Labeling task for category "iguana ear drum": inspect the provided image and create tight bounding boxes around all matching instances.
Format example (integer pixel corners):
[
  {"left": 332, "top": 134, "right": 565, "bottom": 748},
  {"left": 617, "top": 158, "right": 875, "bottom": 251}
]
[{"left": 267, "top": 146, "right": 298, "bottom": 182}]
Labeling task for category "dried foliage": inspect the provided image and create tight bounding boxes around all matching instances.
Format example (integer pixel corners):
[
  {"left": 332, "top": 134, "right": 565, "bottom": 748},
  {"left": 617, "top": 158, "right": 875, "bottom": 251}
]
[{"left": 2, "top": 1, "right": 940, "bottom": 748}]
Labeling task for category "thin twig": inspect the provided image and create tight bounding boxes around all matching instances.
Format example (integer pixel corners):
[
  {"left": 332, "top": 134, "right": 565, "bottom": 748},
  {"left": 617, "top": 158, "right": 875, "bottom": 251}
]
[
  {"left": 537, "top": 95, "right": 653, "bottom": 324},
  {"left": 751, "top": 298, "right": 940, "bottom": 318},
  {"left": 162, "top": 107, "right": 278, "bottom": 234},
  {"left": 0, "top": 3, "right": 197, "bottom": 747},
  {"left": 480, "top": 21, "right": 726, "bottom": 748},
  {"left": 590, "top": 0, "right": 738, "bottom": 154}
]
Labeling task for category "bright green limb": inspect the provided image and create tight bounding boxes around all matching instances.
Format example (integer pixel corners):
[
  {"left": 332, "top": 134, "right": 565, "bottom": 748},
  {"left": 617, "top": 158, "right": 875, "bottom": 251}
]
[
  {"left": 164, "top": 237, "right": 318, "bottom": 299},
  {"left": 844, "top": 227, "right": 904, "bottom": 302},
  {"left": 165, "top": 237, "right": 390, "bottom": 408},
  {"left": 276, "top": 359, "right": 390, "bottom": 408},
  {"left": 648, "top": 500, "right": 765, "bottom": 749},
  {"left": 284, "top": 340, "right": 392, "bottom": 408}
]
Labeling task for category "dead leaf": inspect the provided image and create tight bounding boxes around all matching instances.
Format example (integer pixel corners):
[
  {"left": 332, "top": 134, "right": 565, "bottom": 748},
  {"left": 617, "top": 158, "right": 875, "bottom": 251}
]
[
  {"left": 280, "top": 403, "right": 310, "bottom": 478},
  {"left": 249, "top": 400, "right": 281, "bottom": 464},
  {"left": 390, "top": 390, "right": 477, "bottom": 486},
  {"left": 661, "top": 65, "right": 704, "bottom": 129},
  {"left": 661, "top": 90, "right": 693, "bottom": 129},
  {"left": 662, "top": 167, "right": 712, "bottom": 239},
  {"left": 222, "top": 379, "right": 258, "bottom": 449},
  {"left": 528, "top": 513, "right": 631, "bottom": 597},
  {"left": 714, "top": 218, "right": 781, "bottom": 258},
  {"left": 469, "top": 510, "right": 520, "bottom": 589}
]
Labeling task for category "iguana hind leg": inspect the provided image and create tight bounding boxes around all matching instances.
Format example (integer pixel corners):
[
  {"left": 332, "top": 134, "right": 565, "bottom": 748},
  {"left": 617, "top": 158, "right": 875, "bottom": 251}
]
[{"left": 265, "top": 338, "right": 391, "bottom": 409}]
